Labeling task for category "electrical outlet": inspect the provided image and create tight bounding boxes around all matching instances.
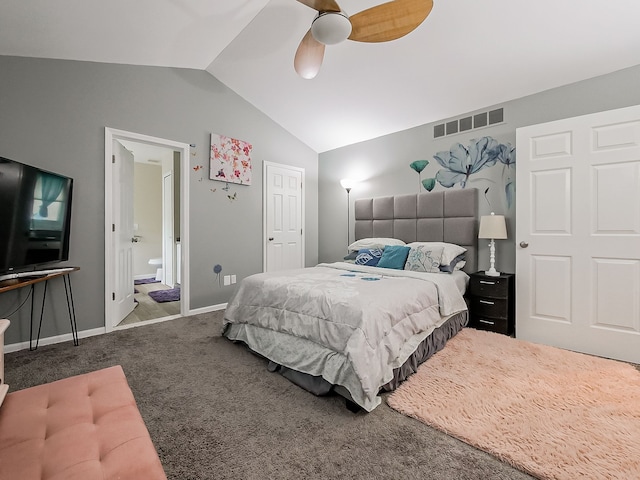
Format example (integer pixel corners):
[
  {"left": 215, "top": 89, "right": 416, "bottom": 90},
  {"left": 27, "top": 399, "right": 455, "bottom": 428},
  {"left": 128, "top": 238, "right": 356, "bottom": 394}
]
[
  {"left": 231, "top": 275, "right": 237, "bottom": 284},
  {"left": 223, "top": 275, "right": 231, "bottom": 286}
]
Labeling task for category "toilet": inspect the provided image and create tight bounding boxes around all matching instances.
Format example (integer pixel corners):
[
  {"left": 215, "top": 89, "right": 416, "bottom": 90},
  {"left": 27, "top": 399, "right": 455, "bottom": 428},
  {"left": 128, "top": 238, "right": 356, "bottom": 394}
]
[{"left": 148, "top": 257, "right": 163, "bottom": 281}]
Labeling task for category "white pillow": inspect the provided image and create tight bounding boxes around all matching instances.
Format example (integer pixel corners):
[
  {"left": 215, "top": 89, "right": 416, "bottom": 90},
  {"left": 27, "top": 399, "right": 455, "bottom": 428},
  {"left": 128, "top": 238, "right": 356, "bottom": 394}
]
[
  {"left": 348, "top": 237, "right": 405, "bottom": 252},
  {"left": 406, "top": 242, "right": 466, "bottom": 265},
  {"left": 453, "top": 260, "right": 466, "bottom": 271}
]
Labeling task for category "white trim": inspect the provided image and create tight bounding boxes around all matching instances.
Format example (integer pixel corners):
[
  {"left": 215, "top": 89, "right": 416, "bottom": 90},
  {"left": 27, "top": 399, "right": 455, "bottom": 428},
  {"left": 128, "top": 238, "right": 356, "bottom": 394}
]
[
  {"left": 5, "top": 304, "right": 227, "bottom": 353},
  {"left": 262, "top": 161, "right": 306, "bottom": 272},
  {"left": 134, "top": 273, "right": 158, "bottom": 280},
  {"left": 5, "top": 327, "right": 106, "bottom": 353},
  {"left": 114, "top": 314, "right": 182, "bottom": 331},
  {"left": 105, "top": 128, "right": 191, "bottom": 332},
  {"left": 188, "top": 303, "right": 227, "bottom": 316}
]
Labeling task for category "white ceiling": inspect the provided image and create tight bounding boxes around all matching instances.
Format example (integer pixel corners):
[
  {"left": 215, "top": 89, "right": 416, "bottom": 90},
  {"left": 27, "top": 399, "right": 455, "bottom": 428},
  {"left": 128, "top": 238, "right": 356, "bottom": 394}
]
[{"left": 2, "top": 0, "right": 640, "bottom": 153}]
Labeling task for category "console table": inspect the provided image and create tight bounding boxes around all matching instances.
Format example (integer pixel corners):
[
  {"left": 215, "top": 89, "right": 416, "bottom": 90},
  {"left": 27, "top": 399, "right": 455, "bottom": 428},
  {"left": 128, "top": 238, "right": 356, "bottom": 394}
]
[
  {"left": 0, "top": 319, "right": 9, "bottom": 406},
  {"left": 0, "top": 267, "right": 79, "bottom": 350}
]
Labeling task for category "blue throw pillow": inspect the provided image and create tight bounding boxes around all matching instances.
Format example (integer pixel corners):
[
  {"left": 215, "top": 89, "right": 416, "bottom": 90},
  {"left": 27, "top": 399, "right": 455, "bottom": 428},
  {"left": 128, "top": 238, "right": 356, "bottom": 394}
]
[
  {"left": 377, "top": 245, "right": 411, "bottom": 270},
  {"left": 355, "top": 248, "right": 383, "bottom": 267}
]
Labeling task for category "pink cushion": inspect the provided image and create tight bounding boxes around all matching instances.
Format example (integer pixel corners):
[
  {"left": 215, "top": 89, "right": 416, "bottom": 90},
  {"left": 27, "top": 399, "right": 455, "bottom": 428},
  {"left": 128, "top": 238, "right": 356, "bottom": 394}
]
[{"left": 0, "top": 365, "right": 166, "bottom": 480}]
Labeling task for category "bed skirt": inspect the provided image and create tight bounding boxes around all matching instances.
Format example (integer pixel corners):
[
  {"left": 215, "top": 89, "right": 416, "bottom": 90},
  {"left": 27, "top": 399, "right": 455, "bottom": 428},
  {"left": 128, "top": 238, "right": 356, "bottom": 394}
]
[{"left": 266, "top": 310, "right": 469, "bottom": 401}]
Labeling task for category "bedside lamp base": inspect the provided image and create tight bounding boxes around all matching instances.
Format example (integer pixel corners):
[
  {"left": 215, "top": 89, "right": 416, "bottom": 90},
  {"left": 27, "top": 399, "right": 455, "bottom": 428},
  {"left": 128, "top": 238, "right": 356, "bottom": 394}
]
[{"left": 485, "top": 238, "right": 500, "bottom": 277}]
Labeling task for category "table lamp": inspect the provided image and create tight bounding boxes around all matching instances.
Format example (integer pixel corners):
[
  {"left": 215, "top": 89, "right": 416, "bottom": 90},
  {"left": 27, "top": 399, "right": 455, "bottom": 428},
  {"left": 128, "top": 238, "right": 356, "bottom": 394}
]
[{"left": 478, "top": 212, "right": 507, "bottom": 277}]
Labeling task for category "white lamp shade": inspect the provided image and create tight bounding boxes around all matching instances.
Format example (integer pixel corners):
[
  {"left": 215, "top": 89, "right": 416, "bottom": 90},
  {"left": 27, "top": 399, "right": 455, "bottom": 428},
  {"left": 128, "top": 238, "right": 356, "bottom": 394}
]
[{"left": 478, "top": 213, "right": 507, "bottom": 239}]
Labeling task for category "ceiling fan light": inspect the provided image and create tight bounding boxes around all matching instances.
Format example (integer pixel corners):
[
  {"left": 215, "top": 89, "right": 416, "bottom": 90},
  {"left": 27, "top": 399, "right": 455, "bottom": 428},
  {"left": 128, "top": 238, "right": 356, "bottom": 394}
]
[{"left": 311, "top": 12, "right": 352, "bottom": 45}]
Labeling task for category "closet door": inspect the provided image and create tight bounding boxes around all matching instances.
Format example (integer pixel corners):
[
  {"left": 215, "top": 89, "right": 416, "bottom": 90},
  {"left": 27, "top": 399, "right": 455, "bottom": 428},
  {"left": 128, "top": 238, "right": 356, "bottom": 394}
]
[
  {"left": 264, "top": 162, "right": 305, "bottom": 272},
  {"left": 516, "top": 104, "right": 640, "bottom": 364}
]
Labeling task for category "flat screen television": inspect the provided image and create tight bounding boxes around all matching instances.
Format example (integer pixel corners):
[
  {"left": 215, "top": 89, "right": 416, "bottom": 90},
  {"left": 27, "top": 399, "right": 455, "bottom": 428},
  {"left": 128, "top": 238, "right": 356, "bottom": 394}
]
[{"left": 0, "top": 156, "right": 73, "bottom": 278}]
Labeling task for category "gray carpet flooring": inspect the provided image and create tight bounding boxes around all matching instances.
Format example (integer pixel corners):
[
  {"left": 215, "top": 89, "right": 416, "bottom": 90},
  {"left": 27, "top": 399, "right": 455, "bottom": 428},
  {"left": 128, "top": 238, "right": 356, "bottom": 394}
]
[{"left": 5, "top": 312, "right": 534, "bottom": 480}]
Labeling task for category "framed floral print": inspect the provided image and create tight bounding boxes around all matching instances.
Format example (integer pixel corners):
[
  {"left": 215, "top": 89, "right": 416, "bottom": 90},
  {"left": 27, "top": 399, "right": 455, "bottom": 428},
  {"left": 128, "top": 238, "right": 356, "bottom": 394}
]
[{"left": 209, "top": 133, "right": 252, "bottom": 185}]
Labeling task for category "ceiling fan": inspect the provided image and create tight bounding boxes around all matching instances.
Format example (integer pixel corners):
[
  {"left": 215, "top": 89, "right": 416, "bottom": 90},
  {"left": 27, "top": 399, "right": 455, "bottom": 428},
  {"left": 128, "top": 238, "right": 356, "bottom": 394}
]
[{"left": 294, "top": 0, "right": 434, "bottom": 79}]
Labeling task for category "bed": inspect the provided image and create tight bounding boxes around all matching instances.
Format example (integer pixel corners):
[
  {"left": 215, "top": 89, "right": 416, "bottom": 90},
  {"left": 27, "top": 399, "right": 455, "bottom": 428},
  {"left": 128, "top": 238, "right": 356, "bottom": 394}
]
[{"left": 223, "top": 188, "right": 478, "bottom": 411}]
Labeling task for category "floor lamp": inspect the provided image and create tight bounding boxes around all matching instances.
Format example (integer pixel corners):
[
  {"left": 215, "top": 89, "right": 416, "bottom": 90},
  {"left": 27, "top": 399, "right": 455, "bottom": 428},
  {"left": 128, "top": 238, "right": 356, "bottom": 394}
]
[
  {"left": 478, "top": 212, "right": 507, "bottom": 276},
  {"left": 340, "top": 179, "right": 354, "bottom": 248}
]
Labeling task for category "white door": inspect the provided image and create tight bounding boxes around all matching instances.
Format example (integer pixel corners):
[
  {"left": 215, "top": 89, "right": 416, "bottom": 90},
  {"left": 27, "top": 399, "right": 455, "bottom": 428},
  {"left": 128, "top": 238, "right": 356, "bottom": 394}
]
[
  {"left": 162, "top": 172, "right": 174, "bottom": 287},
  {"left": 113, "top": 140, "right": 136, "bottom": 322},
  {"left": 264, "top": 162, "right": 304, "bottom": 272},
  {"left": 516, "top": 104, "right": 640, "bottom": 364}
]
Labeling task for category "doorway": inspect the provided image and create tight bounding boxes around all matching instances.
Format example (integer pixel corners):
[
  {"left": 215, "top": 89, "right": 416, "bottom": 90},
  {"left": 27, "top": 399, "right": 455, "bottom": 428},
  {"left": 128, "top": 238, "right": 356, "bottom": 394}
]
[{"left": 104, "top": 128, "right": 190, "bottom": 332}]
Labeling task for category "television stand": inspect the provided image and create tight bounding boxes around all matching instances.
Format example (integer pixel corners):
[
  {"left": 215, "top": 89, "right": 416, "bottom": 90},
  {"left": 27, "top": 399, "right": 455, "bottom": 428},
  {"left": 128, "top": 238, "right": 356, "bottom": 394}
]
[
  {"left": 0, "top": 267, "right": 75, "bottom": 282},
  {"left": 0, "top": 267, "right": 80, "bottom": 350},
  {"left": 0, "top": 319, "right": 9, "bottom": 406}
]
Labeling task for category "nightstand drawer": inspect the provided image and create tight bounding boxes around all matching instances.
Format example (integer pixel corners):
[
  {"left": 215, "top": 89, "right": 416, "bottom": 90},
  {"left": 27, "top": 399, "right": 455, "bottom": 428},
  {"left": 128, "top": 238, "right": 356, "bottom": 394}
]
[
  {"left": 470, "top": 297, "right": 508, "bottom": 318},
  {"left": 471, "top": 316, "right": 510, "bottom": 335},
  {"left": 469, "top": 276, "right": 509, "bottom": 298}
]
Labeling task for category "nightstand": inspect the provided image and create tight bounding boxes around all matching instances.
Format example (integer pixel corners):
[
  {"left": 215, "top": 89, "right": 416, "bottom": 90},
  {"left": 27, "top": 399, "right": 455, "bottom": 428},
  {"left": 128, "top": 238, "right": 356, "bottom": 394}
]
[{"left": 467, "top": 272, "right": 515, "bottom": 336}]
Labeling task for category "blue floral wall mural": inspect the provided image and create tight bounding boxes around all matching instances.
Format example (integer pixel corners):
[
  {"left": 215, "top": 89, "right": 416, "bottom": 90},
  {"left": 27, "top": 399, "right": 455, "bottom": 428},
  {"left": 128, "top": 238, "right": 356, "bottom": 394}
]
[
  {"left": 409, "top": 160, "right": 429, "bottom": 193},
  {"left": 412, "top": 136, "right": 516, "bottom": 209}
]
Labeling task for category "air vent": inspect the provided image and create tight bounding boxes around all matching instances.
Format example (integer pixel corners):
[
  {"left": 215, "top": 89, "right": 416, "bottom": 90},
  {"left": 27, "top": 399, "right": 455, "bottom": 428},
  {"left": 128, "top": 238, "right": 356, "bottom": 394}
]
[{"left": 434, "top": 108, "right": 504, "bottom": 138}]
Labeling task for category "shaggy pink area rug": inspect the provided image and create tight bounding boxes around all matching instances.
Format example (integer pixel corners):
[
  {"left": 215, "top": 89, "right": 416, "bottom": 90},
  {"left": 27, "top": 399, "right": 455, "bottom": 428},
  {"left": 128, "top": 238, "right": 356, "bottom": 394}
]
[{"left": 387, "top": 328, "right": 640, "bottom": 480}]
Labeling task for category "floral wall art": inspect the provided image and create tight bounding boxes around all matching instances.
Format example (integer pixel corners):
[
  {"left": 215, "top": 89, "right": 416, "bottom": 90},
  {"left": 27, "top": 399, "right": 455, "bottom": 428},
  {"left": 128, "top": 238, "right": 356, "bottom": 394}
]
[
  {"left": 410, "top": 136, "right": 516, "bottom": 210},
  {"left": 210, "top": 133, "right": 253, "bottom": 186}
]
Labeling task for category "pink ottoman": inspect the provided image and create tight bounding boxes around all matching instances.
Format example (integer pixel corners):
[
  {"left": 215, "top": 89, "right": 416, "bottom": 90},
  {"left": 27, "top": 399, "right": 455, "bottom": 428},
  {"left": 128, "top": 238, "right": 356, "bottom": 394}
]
[{"left": 0, "top": 365, "right": 167, "bottom": 480}]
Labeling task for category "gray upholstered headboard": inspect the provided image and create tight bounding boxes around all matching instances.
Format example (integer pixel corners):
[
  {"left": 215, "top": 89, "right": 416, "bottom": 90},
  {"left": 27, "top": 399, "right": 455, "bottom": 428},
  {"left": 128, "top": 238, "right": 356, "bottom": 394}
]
[{"left": 354, "top": 188, "right": 478, "bottom": 273}]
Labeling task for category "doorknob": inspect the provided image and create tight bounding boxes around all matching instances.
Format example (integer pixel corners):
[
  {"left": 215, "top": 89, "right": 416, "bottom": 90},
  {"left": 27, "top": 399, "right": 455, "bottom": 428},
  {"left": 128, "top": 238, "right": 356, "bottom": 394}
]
[
  {"left": 268, "top": 237, "right": 274, "bottom": 241},
  {"left": 132, "top": 236, "right": 141, "bottom": 243},
  {"left": 519, "top": 241, "right": 529, "bottom": 248}
]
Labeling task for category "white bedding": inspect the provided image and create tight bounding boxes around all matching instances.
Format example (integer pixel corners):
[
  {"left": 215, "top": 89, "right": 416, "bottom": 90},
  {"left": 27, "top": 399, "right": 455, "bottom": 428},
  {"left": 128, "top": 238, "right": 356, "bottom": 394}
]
[{"left": 223, "top": 262, "right": 469, "bottom": 411}]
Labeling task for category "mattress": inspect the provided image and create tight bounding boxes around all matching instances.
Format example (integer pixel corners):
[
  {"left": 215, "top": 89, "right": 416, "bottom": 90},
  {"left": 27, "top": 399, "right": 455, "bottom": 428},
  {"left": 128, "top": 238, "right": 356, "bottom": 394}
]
[{"left": 223, "top": 262, "right": 469, "bottom": 411}]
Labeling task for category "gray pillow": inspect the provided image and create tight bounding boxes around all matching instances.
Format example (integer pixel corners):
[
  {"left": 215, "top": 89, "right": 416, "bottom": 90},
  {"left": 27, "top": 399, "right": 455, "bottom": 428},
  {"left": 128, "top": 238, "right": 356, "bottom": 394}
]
[{"left": 439, "top": 253, "right": 466, "bottom": 273}]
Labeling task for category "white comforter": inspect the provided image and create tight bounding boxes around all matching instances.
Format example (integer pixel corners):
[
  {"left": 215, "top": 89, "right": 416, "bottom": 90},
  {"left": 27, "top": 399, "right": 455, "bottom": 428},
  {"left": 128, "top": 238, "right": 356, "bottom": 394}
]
[{"left": 223, "top": 262, "right": 468, "bottom": 411}]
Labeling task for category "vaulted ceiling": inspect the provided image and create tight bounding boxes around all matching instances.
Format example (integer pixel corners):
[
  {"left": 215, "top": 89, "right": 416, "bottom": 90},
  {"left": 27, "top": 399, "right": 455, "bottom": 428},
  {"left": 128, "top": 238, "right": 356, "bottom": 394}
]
[{"left": 2, "top": 0, "right": 640, "bottom": 152}]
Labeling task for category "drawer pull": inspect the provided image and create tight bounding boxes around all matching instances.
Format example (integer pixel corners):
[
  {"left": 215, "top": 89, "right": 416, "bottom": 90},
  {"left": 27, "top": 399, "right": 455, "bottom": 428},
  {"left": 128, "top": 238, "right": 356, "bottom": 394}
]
[
  {"left": 478, "top": 319, "right": 495, "bottom": 325},
  {"left": 479, "top": 300, "right": 495, "bottom": 305},
  {"left": 479, "top": 280, "right": 496, "bottom": 285}
]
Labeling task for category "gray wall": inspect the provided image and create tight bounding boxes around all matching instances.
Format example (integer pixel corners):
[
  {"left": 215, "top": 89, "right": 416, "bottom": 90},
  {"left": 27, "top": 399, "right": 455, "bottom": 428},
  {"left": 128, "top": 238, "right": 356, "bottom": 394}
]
[
  {"left": 319, "top": 64, "right": 640, "bottom": 274},
  {"left": 0, "top": 56, "right": 318, "bottom": 345}
]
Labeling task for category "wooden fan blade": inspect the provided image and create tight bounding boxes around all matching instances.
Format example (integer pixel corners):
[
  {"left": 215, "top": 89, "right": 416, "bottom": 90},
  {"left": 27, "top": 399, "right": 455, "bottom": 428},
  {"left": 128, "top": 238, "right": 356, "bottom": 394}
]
[
  {"left": 296, "top": 0, "right": 341, "bottom": 13},
  {"left": 348, "top": 0, "right": 434, "bottom": 43},
  {"left": 294, "top": 29, "right": 326, "bottom": 79}
]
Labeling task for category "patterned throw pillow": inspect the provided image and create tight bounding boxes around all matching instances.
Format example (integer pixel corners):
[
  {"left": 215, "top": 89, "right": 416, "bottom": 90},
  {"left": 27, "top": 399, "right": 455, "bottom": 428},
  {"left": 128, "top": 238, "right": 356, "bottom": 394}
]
[
  {"left": 404, "top": 245, "right": 445, "bottom": 273},
  {"left": 355, "top": 248, "right": 384, "bottom": 267},
  {"left": 406, "top": 242, "right": 466, "bottom": 265}
]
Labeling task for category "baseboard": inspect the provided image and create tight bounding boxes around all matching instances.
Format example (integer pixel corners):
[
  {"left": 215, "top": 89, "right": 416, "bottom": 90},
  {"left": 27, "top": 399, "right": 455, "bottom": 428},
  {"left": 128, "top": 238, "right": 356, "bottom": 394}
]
[
  {"left": 5, "top": 303, "right": 227, "bottom": 353},
  {"left": 5, "top": 327, "right": 106, "bottom": 353},
  {"left": 188, "top": 303, "right": 227, "bottom": 316},
  {"left": 134, "top": 273, "right": 158, "bottom": 280}
]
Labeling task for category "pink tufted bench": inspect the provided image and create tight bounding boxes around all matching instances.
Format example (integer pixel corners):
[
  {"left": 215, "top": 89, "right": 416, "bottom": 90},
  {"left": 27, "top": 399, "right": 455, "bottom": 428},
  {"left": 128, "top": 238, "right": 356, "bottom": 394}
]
[{"left": 0, "top": 365, "right": 167, "bottom": 480}]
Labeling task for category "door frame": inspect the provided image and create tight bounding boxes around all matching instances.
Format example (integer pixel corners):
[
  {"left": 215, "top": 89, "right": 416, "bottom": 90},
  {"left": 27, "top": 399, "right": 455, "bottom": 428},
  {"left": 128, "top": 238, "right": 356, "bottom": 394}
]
[
  {"left": 104, "top": 127, "right": 190, "bottom": 332},
  {"left": 262, "top": 161, "right": 305, "bottom": 272},
  {"left": 162, "top": 171, "right": 174, "bottom": 287}
]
